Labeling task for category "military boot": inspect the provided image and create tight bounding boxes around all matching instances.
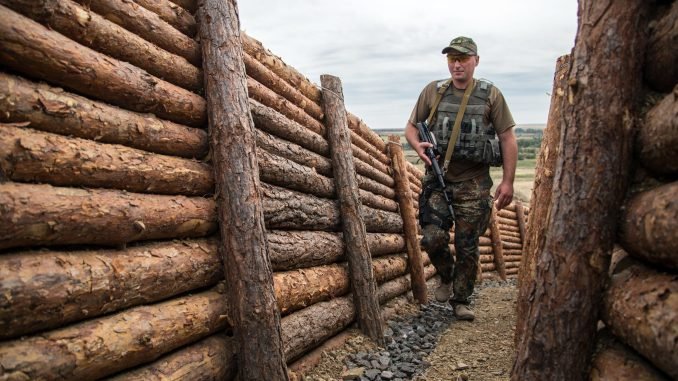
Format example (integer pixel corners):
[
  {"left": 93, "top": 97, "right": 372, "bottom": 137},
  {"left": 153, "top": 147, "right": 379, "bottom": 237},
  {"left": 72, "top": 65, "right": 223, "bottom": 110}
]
[
  {"left": 434, "top": 282, "right": 453, "bottom": 302},
  {"left": 454, "top": 304, "right": 475, "bottom": 321}
]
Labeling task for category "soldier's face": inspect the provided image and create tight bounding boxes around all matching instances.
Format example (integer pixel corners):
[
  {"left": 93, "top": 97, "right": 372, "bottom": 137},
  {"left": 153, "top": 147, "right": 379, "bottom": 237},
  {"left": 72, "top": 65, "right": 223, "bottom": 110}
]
[{"left": 447, "top": 54, "right": 479, "bottom": 84}]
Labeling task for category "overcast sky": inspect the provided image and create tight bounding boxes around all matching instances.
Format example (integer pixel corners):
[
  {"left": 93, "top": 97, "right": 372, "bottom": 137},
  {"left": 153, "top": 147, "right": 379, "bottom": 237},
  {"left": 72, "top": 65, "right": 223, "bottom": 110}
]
[{"left": 239, "top": 1, "right": 578, "bottom": 130}]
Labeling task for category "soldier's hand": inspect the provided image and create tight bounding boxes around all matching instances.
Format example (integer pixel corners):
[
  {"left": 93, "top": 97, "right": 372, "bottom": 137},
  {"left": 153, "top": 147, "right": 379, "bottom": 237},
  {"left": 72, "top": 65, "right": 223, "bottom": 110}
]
[
  {"left": 416, "top": 141, "right": 433, "bottom": 166},
  {"left": 494, "top": 181, "right": 514, "bottom": 210}
]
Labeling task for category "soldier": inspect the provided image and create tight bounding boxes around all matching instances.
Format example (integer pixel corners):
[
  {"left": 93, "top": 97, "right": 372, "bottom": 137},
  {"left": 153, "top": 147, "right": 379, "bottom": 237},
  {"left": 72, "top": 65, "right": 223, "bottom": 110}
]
[{"left": 404, "top": 36, "right": 518, "bottom": 320}]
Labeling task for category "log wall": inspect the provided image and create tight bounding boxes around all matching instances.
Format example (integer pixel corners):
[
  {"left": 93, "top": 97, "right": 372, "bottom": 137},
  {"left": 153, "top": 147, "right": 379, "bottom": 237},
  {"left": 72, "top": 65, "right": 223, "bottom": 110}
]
[{"left": 0, "top": 1, "right": 427, "bottom": 379}]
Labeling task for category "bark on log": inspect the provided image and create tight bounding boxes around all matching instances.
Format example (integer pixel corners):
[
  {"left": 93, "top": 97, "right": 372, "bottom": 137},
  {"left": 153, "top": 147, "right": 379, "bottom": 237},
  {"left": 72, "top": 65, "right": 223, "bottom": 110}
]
[
  {"left": 250, "top": 99, "right": 329, "bottom": 157},
  {"left": 644, "top": 1, "right": 678, "bottom": 93},
  {"left": 72, "top": 0, "right": 200, "bottom": 65},
  {"left": 378, "top": 264, "right": 437, "bottom": 304},
  {"left": 590, "top": 331, "right": 671, "bottom": 381},
  {"left": 354, "top": 155, "right": 395, "bottom": 188},
  {"left": 357, "top": 173, "right": 396, "bottom": 200},
  {"left": 499, "top": 224, "right": 520, "bottom": 233},
  {"left": 388, "top": 138, "right": 427, "bottom": 303},
  {"left": 500, "top": 234, "right": 522, "bottom": 244},
  {"left": 267, "top": 231, "right": 405, "bottom": 271},
  {"left": 0, "top": 239, "right": 221, "bottom": 340},
  {"left": 636, "top": 86, "right": 678, "bottom": 175},
  {"left": 353, "top": 143, "right": 391, "bottom": 176},
  {"left": 106, "top": 334, "right": 237, "bottom": 381},
  {"left": 0, "top": 0, "right": 202, "bottom": 92},
  {"left": 0, "top": 73, "right": 208, "bottom": 159},
  {"left": 515, "top": 201, "right": 527, "bottom": 243},
  {"left": 516, "top": 55, "right": 569, "bottom": 292},
  {"left": 502, "top": 241, "right": 523, "bottom": 250},
  {"left": 0, "top": 6, "right": 206, "bottom": 127},
  {"left": 197, "top": 0, "right": 289, "bottom": 378},
  {"left": 242, "top": 32, "right": 322, "bottom": 104},
  {"left": 132, "top": 0, "right": 196, "bottom": 37},
  {"left": 619, "top": 181, "right": 678, "bottom": 270},
  {"left": 0, "top": 126, "right": 214, "bottom": 196},
  {"left": 321, "top": 74, "right": 383, "bottom": 344},
  {"left": 602, "top": 260, "right": 678, "bottom": 379},
  {"left": 248, "top": 76, "right": 325, "bottom": 136},
  {"left": 0, "top": 183, "right": 216, "bottom": 250},
  {"left": 496, "top": 216, "right": 519, "bottom": 227},
  {"left": 0, "top": 286, "right": 230, "bottom": 381},
  {"left": 512, "top": 2, "right": 649, "bottom": 379},
  {"left": 244, "top": 52, "right": 324, "bottom": 121},
  {"left": 257, "top": 147, "right": 335, "bottom": 199},
  {"left": 497, "top": 208, "right": 518, "bottom": 220},
  {"left": 358, "top": 189, "right": 399, "bottom": 212},
  {"left": 489, "top": 207, "right": 507, "bottom": 280},
  {"left": 255, "top": 128, "right": 332, "bottom": 177}
]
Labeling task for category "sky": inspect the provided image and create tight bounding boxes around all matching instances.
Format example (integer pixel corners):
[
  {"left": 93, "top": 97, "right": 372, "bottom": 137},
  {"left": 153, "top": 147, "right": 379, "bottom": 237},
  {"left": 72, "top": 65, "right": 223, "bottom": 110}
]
[{"left": 239, "top": 1, "right": 578, "bottom": 130}]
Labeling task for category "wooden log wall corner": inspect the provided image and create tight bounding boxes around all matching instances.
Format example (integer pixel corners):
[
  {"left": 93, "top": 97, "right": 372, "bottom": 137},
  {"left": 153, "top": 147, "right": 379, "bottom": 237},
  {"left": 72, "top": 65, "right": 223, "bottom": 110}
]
[
  {"left": 387, "top": 135, "right": 427, "bottom": 304},
  {"left": 511, "top": 1, "right": 651, "bottom": 380},
  {"left": 320, "top": 74, "right": 384, "bottom": 345},
  {"left": 197, "top": 0, "right": 289, "bottom": 379}
]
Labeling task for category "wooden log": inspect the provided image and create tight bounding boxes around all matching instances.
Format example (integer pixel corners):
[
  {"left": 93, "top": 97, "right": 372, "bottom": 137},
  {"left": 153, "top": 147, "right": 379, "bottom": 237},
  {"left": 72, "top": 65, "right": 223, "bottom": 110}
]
[
  {"left": 197, "top": 1, "right": 288, "bottom": 378},
  {"left": 0, "top": 286, "right": 231, "bottom": 381},
  {"left": 636, "top": 86, "right": 678, "bottom": 175},
  {"left": 497, "top": 215, "right": 519, "bottom": 227},
  {"left": 0, "top": 73, "right": 208, "bottom": 159},
  {"left": 321, "top": 74, "right": 383, "bottom": 344},
  {"left": 261, "top": 183, "right": 403, "bottom": 233},
  {"left": 502, "top": 241, "right": 523, "bottom": 250},
  {"left": 481, "top": 263, "right": 496, "bottom": 272},
  {"left": 248, "top": 76, "right": 325, "bottom": 136},
  {"left": 644, "top": 1, "right": 678, "bottom": 93},
  {"left": 267, "top": 231, "right": 405, "bottom": 271},
  {"left": 0, "top": 239, "right": 221, "bottom": 340},
  {"left": 354, "top": 155, "right": 395, "bottom": 188},
  {"left": 499, "top": 224, "right": 520, "bottom": 233},
  {"left": 351, "top": 130, "right": 390, "bottom": 166},
  {"left": 619, "top": 181, "right": 677, "bottom": 270},
  {"left": 590, "top": 331, "right": 670, "bottom": 381},
  {"left": 274, "top": 254, "right": 408, "bottom": 316},
  {"left": 357, "top": 172, "right": 396, "bottom": 199},
  {"left": 244, "top": 52, "right": 323, "bottom": 121},
  {"left": 378, "top": 264, "right": 437, "bottom": 305},
  {"left": 506, "top": 267, "right": 518, "bottom": 275},
  {"left": 132, "top": 0, "right": 196, "bottom": 37},
  {"left": 72, "top": 0, "right": 200, "bottom": 65},
  {"left": 497, "top": 208, "right": 518, "bottom": 220},
  {"left": 388, "top": 138, "right": 427, "bottom": 303},
  {"left": 0, "top": 0, "right": 202, "bottom": 93},
  {"left": 512, "top": 2, "right": 648, "bottom": 378},
  {"left": 0, "top": 6, "right": 206, "bottom": 127},
  {"left": 250, "top": 99, "right": 329, "bottom": 157},
  {"left": 106, "top": 334, "right": 238, "bottom": 381},
  {"left": 516, "top": 54, "right": 570, "bottom": 292},
  {"left": 504, "top": 261, "right": 520, "bottom": 269},
  {"left": 257, "top": 147, "right": 334, "bottom": 198},
  {"left": 602, "top": 260, "right": 678, "bottom": 379},
  {"left": 489, "top": 206, "right": 507, "bottom": 280},
  {"left": 0, "top": 126, "right": 214, "bottom": 196},
  {"left": 515, "top": 201, "right": 527, "bottom": 243},
  {"left": 255, "top": 128, "right": 332, "bottom": 177},
  {"left": 0, "top": 183, "right": 216, "bottom": 250},
  {"left": 242, "top": 32, "right": 322, "bottom": 104},
  {"left": 359, "top": 188, "right": 399, "bottom": 212},
  {"left": 500, "top": 234, "right": 522, "bottom": 244}
]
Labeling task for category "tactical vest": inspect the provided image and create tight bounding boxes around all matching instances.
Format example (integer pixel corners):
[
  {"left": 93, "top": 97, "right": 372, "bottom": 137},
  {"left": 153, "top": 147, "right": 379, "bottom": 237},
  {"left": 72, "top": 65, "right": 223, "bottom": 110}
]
[{"left": 431, "top": 79, "right": 503, "bottom": 166}]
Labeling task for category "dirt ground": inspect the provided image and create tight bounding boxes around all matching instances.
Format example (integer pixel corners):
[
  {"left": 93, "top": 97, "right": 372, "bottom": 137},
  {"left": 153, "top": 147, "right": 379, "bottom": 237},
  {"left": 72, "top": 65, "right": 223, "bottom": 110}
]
[{"left": 303, "top": 280, "right": 518, "bottom": 381}]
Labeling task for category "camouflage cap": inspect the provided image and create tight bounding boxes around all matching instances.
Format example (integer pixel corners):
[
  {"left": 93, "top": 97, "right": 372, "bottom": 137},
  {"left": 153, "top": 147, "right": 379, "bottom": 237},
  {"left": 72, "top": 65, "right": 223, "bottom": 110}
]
[{"left": 441, "top": 36, "right": 478, "bottom": 55}]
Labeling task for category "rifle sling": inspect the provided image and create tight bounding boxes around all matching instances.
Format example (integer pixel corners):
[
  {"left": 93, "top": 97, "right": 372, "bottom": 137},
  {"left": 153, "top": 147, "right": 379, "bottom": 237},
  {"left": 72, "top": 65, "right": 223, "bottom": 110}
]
[{"left": 443, "top": 79, "right": 475, "bottom": 174}]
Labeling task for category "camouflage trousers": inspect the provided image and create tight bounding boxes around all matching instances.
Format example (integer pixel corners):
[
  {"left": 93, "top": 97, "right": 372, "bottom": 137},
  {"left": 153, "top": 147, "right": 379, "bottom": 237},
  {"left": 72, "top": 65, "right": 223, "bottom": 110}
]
[{"left": 419, "top": 172, "right": 493, "bottom": 305}]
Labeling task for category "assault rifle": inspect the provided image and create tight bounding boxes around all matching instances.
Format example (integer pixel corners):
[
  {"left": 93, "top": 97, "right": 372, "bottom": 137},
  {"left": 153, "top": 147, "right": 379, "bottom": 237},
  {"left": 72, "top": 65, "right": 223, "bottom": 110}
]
[{"left": 416, "top": 121, "right": 455, "bottom": 221}]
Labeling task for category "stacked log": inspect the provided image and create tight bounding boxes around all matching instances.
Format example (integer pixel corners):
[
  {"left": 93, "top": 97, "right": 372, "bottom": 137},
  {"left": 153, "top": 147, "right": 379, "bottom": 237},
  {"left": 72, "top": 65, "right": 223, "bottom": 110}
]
[{"left": 0, "top": 0, "right": 428, "bottom": 377}]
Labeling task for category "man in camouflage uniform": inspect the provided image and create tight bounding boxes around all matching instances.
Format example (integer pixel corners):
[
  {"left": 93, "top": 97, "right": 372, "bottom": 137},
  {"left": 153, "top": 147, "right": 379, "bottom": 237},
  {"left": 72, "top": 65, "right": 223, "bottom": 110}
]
[{"left": 404, "top": 36, "right": 518, "bottom": 320}]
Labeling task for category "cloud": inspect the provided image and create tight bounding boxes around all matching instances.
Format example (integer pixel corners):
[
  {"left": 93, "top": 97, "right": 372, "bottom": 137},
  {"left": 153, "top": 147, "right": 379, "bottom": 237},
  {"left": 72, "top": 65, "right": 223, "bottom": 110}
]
[{"left": 239, "top": 0, "right": 577, "bottom": 129}]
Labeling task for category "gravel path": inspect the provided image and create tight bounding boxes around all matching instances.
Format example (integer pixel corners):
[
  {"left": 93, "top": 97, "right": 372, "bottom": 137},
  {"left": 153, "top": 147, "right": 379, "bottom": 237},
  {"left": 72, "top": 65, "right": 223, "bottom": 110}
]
[{"left": 303, "top": 278, "right": 518, "bottom": 381}]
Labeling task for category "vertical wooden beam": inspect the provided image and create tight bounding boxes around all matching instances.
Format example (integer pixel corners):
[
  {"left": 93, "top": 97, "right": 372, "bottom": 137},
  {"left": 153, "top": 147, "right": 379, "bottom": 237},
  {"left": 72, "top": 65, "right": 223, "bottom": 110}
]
[
  {"left": 489, "top": 207, "right": 507, "bottom": 280},
  {"left": 511, "top": 1, "right": 649, "bottom": 379},
  {"left": 197, "top": 1, "right": 289, "bottom": 380},
  {"left": 515, "top": 201, "right": 527, "bottom": 246},
  {"left": 320, "top": 74, "right": 383, "bottom": 345},
  {"left": 387, "top": 135, "right": 427, "bottom": 304}
]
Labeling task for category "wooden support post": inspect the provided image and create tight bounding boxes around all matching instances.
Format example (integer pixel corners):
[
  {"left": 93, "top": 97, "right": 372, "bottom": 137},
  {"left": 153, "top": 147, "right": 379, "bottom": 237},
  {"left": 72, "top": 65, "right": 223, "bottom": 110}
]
[
  {"left": 320, "top": 74, "right": 383, "bottom": 345},
  {"left": 489, "top": 206, "right": 507, "bottom": 280},
  {"left": 515, "top": 201, "right": 526, "bottom": 246},
  {"left": 387, "top": 135, "right": 427, "bottom": 304},
  {"left": 197, "top": 1, "right": 289, "bottom": 380},
  {"left": 511, "top": 1, "right": 649, "bottom": 379}
]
